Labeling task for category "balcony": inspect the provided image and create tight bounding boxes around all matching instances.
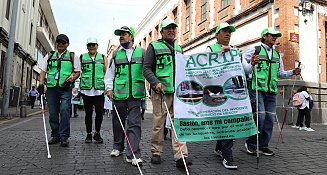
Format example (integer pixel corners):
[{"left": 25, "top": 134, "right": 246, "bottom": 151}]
[{"left": 36, "top": 26, "right": 54, "bottom": 52}]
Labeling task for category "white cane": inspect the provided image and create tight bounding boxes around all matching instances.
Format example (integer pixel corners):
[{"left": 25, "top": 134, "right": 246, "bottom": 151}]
[
  {"left": 113, "top": 103, "right": 143, "bottom": 175},
  {"left": 41, "top": 94, "right": 51, "bottom": 159},
  {"left": 254, "top": 66, "right": 260, "bottom": 169},
  {"left": 161, "top": 94, "right": 190, "bottom": 175}
]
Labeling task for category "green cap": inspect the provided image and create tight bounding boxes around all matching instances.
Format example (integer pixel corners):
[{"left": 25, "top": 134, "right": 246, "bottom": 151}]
[
  {"left": 114, "top": 26, "right": 136, "bottom": 36},
  {"left": 216, "top": 22, "right": 236, "bottom": 33},
  {"left": 160, "top": 18, "right": 178, "bottom": 31},
  {"left": 261, "top": 28, "right": 282, "bottom": 37}
]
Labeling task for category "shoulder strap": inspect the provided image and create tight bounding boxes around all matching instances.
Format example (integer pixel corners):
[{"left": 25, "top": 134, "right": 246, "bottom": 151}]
[{"left": 70, "top": 52, "right": 75, "bottom": 72}]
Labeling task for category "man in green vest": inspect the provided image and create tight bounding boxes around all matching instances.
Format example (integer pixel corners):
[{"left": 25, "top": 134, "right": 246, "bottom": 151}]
[
  {"left": 38, "top": 34, "right": 81, "bottom": 147},
  {"left": 206, "top": 22, "right": 239, "bottom": 170},
  {"left": 80, "top": 37, "right": 108, "bottom": 144},
  {"left": 143, "top": 18, "right": 192, "bottom": 169},
  {"left": 243, "top": 28, "right": 301, "bottom": 156},
  {"left": 104, "top": 26, "right": 145, "bottom": 166}
]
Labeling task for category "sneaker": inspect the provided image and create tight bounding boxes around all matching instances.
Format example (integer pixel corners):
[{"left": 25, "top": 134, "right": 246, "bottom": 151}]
[
  {"left": 60, "top": 138, "right": 69, "bottom": 147},
  {"left": 175, "top": 157, "right": 192, "bottom": 168},
  {"left": 222, "top": 156, "right": 238, "bottom": 170},
  {"left": 245, "top": 143, "right": 257, "bottom": 155},
  {"left": 299, "top": 126, "right": 308, "bottom": 131},
  {"left": 85, "top": 133, "right": 92, "bottom": 143},
  {"left": 291, "top": 125, "right": 300, "bottom": 129},
  {"left": 305, "top": 127, "right": 315, "bottom": 131},
  {"left": 214, "top": 149, "right": 223, "bottom": 158},
  {"left": 126, "top": 158, "right": 143, "bottom": 166},
  {"left": 150, "top": 154, "right": 162, "bottom": 164},
  {"left": 93, "top": 132, "right": 103, "bottom": 144},
  {"left": 48, "top": 137, "right": 60, "bottom": 144},
  {"left": 110, "top": 149, "right": 122, "bottom": 157},
  {"left": 259, "top": 147, "right": 275, "bottom": 156}
]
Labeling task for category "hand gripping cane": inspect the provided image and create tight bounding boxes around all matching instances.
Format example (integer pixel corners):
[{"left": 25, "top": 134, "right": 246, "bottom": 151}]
[
  {"left": 112, "top": 103, "right": 143, "bottom": 175},
  {"left": 161, "top": 94, "right": 190, "bottom": 175},
  {"left": 41, "top": 95, "right": 51, "bottom": 159}
]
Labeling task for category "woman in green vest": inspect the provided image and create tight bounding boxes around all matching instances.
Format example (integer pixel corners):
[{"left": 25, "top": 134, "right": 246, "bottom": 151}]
[{"left": 80, "top": 37, "right": 108, "bottom": 144}]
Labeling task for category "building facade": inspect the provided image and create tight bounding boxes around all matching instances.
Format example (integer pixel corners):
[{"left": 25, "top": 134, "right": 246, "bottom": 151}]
[
  {"left": 135, "top": 0, "right": 327, "bottom": 123},
  {"left": 0, "top": 0, "right": 58, "bottom": 106}
]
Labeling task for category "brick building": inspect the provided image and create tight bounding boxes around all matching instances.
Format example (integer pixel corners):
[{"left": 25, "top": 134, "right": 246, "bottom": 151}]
[{"left": 135, "top": 0, "right": 327, "bottom": 123}]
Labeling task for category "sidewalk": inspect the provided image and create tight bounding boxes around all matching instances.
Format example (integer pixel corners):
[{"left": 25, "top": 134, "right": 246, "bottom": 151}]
[
  {"left": 0, "top": 104, "right": 42, "bottom": 123},
  {"left": 0, "top": 101, "right": 326, "bottom": 174}
]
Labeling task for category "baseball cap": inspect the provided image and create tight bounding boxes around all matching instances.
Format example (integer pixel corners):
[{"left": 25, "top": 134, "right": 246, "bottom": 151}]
[
  {"left": 56, "top": 34, "right": 69, "bottom": 43},
  {"left": 160, "top": 18, "right": 178, "bottom": 31},
  {"left": 261, "top": 28, "right": 282, "bottom": 37},
  {"left": 215, "top": 22, "right": 236, "bottom": 33},
  {"left": 86, "top": 37, "right": 98, "bottom": 44},
  {"left": 114, "top": 26, "right": 136, "bottom": 36}
]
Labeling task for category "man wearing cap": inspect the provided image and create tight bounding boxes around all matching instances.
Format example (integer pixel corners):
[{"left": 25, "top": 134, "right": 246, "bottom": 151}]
[
  {"left": 80, "top": 37, "right": 108, "bottom": 144},
  {"left": 104, "top": 26, "right": 145, "bottom": 166},
  {"left": 206, "top": 22, "right": 245, "bottom": 170},
  {"left": 143, "top": 18, "right": 192, "bottom": 168},
  {"left": 38, "top": 34, "right": 81, "bottom": 147},
  {"left": 243, "top": 28, "right": 301, "bottom": 156}
]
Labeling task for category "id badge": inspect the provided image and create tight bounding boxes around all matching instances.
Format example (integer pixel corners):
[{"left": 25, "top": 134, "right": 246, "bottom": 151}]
[{"left": 54, "top": 72, "right": 59, "bottom": 80}]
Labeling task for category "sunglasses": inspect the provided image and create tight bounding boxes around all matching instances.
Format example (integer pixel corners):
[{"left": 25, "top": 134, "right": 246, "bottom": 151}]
[
  {"left": 87, "top": 43, "right": 97, "bottom": 47},
  {"left": 56, "top": 40, "right": 67, "bottom": 45}
]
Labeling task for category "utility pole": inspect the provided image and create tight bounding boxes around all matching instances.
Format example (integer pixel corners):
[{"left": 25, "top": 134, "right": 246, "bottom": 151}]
[{"left": 1, "top": 0, "right": 19, "bottom": 117}]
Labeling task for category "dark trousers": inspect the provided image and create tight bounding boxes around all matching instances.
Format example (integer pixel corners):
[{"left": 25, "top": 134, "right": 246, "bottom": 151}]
[
  {"left": 296, "top": 107, "right": 312, "bottom": 128},
  {"left": 30, "top": 96, "right": 36, "bottom": 108},
  {"left": 82, "top": 94, "right": 104, "bottom": 133},
  {"left": 215, "top": 139, "right": 233, "bottom": 157}
]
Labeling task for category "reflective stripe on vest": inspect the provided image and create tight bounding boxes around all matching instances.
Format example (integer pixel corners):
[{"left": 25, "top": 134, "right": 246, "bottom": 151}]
[
  {"left": 151, "top": 41, "right": 182, "bottom": 93},
  {"left": 80, "top": 53, "right": 105, "bottom": 90},
  {"left": 251, "top": 45, "right": 280, "bottom": 94},
  {"left": 46, "top": 51, "right": 73, "bottom": 88},
  {"left": 113, "top": 47, "right": 145, "bottom": 100}
]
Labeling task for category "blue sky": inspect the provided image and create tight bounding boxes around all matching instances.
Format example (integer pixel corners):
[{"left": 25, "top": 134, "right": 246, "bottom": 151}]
[{"left": 50, "top": 0, "right": 157, "bottom": 55}]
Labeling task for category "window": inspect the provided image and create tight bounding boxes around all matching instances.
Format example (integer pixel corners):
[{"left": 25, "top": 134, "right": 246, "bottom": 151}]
[
  {"left": 5, "top": 0, "right": 11, "bottom": 20},
  {"left": 0, "top": 51, "right": 6, "bottom": 88},
  {"left": 29, "top": 23, "right": 33, "bottom": 45},
  {"left": 221, "top": 0, "right": 230, "bottom": 9},
  {"left": 185, "top": 0, "right": 190, "bottom": 32},
  {"left": 201, "top": 0, "right": 207, "bottom": 22},
  {"left": 173, "top": 8, "right": 178, "bottom": 23}
]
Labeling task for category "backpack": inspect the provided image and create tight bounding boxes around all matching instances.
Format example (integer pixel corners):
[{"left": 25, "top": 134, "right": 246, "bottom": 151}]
[
  {"left": 292, "top": 92, "right": 304, "bottom": 107},
  {"left": 308, "top": 95, "right": 314, "bottom": 110}
]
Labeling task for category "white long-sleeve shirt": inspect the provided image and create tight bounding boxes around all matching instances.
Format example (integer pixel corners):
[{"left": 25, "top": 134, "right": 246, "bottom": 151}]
[
  {"left": 242, "top": 42, "right": 294, "bottom": 79},
  {"left": 104, "top": 46, "right": 135, "bottom": 91}
]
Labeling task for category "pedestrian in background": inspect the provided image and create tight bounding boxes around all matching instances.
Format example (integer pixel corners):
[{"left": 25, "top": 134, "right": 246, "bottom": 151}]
[
  {"left": 143, "top": 18, "right": 192, "bottom": 168},
  {"left": 243, "top": 28, "right": 301, "bottom": 156},
  {"left": 28, "top": 86, "right": 38, "bottom": 109},
  {"left": 38, "top": 34, "right": 81, "bottom": 147},
  {"left": 105, "top": 26, "right": 145, "bottom": 166},
  {"left": 80, "top": 37, "right": 108, "bottom": 144}
]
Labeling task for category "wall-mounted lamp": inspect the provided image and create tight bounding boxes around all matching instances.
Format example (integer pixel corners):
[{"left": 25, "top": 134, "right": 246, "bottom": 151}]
[{"left": 298, "top": 0, "right": 315, "bottom": 16}]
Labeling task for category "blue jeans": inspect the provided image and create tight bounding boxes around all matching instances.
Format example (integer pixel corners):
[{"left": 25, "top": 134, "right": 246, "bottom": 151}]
[
  {"left": 46, "top": 87, "right": 72, "bottom": 139},
  {"left": 246, "top": 89, "right": 276, "bottom": 148}
]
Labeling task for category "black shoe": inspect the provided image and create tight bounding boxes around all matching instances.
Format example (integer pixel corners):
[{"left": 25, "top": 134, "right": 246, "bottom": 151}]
[
  {"left": 176, "top": 157, "right": 192, "bottom": 168},
  {"left": 222, "top": 156, "right": 238, "bottom": 170},
  {"left": 93, "top": 132, "right": 103, "bottom": 144},
  {"left": 259, "top": 147, "right": 275, "bottom": 156},
  {"left": 245, "top": 143, "right": 257, "bottom": 155},
  {"left": 48, "top": 137, "right": 60, "bottom": 144},
  {"left": 85, "top": 133, "right": 92, "bottom": 143},
  {"left": 74, "top": 114, "right": 78, "bottom": 118},
  {"left": 60, "top": 138, "right": 69, "bottom": 147},
  {"left": 150, "top": 155, "right": 162, "bottom": 164}
]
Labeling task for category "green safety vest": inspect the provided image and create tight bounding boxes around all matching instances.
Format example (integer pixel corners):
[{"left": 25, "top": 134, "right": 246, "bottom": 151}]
[
  {"left": 208, "top": 43, "right": 239, "bottom": 59},
  {"left": 113, "top": 46, "right": 145, "bottom": 100},
  {"left": 251, "top": 45, "right": 280, "bottom": 94},
  {"left": 46, "top": 51, "right": 74, "bottom": 88},
  {"left": 80, "top": 53, "right": 105, "bottom": 90},
  {"left": 151, "top": 41, "right": 183, "bottom": 93}
]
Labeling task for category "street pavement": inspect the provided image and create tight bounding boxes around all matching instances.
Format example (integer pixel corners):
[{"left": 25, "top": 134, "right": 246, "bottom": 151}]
[{"left": 0, "top": 101, "right": 327, "bottom": 175}]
